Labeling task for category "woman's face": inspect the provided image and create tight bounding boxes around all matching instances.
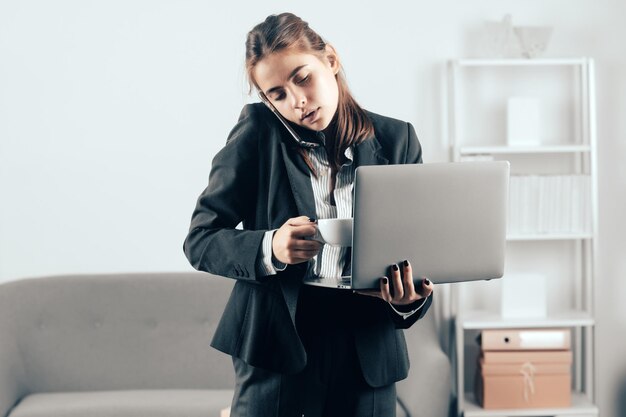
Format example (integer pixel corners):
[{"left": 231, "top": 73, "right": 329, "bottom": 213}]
[{"left": 253, "top": 48, "right": 340, "bottom": 131}]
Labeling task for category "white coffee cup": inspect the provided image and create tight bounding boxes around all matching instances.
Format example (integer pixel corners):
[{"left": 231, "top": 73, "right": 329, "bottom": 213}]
[{"left": 315, "top": 218, "right": 353, "bottom": 246}]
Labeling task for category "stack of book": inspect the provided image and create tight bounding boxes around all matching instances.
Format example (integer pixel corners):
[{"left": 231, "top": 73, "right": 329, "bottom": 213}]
[
  {"left": 508, "top": 174, "right": 591, "bottom": 235},
  {"left": 474, "top": 328, "right": 572, "bottom": 409}
]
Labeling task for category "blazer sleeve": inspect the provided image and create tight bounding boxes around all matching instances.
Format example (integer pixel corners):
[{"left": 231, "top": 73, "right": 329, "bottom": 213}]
[
  {"left": 387, "top": 293, "right": 433, "bottom": 329},
  {"left": 183, "top": 104, "right": 267, "bottom": 281},
  {"left": 404, "top": 122, "right": 423, "bottom": 165}
]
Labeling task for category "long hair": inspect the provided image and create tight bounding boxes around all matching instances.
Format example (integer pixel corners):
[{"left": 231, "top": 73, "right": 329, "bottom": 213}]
[{"left": 245, "top": 12, "right": 374, "bottom": 175}]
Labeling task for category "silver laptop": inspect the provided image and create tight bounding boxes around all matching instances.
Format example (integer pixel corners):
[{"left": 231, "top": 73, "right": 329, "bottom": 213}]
[{"left": 305, "top": 161, "right": 510, "bottom": 290}]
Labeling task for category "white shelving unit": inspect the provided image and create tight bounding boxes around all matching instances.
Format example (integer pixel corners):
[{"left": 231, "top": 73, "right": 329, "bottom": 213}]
[{"left": 446, "top": 58, "right": 599, "bottom": 417}]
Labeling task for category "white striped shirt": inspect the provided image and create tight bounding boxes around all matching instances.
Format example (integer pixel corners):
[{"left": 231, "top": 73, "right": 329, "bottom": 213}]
[{"left": 303, "top": 144, "right": 354, "bottom": 282}]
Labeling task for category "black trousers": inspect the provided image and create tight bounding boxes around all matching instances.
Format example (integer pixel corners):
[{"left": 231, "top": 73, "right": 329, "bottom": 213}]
[{"left": 229, "top": 285, "right": 396, "bottom": 417}]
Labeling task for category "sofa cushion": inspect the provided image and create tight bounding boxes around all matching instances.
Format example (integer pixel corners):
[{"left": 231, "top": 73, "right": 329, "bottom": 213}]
[
  {"left": 8, "top": 389, "right": 234, "bottom": 417},
  {"left": 3, "top": 273, "right": 237, "bottom": 393}
]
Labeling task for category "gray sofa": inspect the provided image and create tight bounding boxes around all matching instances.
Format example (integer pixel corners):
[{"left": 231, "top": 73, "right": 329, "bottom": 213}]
[{"left": 0, "top": 272, "right": 451, "bottom": 417}]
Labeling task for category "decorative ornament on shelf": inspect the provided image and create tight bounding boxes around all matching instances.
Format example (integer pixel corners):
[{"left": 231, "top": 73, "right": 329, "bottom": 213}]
[
  {"left": 481, "top": 14, "right": 520, "bottom": 58},
  {"left": 514, "top": 25, "right": 554, "bottom": 59},
  {"left": 480, "top": 14, "right": 554, "bottom": 59}
]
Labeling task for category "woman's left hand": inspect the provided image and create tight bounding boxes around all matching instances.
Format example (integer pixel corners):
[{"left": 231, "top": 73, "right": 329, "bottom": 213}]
[{"left": 355, "top": 259, "right": 433, "bottom": 307}]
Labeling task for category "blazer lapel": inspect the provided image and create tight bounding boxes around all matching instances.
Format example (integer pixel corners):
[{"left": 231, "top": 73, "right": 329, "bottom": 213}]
[
  {"left": 280, "top": 142, "right": 317, "bottom": 220},
  {"left": 279, "top": 142, "right": 316, "bottom": 326},
  {"left": 353, "top": 135, "right": 389, "bottom": 168}
]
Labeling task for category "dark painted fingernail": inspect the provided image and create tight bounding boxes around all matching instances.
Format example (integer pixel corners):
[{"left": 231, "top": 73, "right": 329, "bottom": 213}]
[
  {"left": 403, "top": 259, "right": 409, "bottom": 267},
  {"left": 308, "top": 217, "right": 316, "bottom": 222},
  {"left": 392, "top": 264, "right": 399, "bottom": 271},
  {"left": 423, "top": 278, "right": 431, "bottom": 286},
  {"left": 382, "top": 277, "right": 388, "bottom": 285}
]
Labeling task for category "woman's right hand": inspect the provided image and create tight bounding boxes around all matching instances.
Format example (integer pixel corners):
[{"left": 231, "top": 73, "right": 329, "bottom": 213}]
[{"left": 272, "top": 216, "right": 323, "bottom": 265}]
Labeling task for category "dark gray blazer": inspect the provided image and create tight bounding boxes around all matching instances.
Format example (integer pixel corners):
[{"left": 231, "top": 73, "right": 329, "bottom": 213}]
[{"left": 183, "top": 103, "right": 433, "bottom": 387}]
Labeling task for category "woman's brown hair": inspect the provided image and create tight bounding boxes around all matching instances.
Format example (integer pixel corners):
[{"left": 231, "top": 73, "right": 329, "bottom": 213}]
[{"left": 245, "top": 12, "right": 374, "bottom": 175}]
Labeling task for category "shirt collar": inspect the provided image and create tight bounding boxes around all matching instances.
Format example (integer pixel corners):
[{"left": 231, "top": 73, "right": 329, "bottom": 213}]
[{"left": 344, "top": 146, "right": 354, "bottom": 165}]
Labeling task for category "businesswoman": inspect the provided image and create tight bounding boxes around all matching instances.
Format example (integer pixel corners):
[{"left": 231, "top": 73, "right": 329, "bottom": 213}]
[{"left": 184, "top": 12, "right": 434, "bottom": 417}]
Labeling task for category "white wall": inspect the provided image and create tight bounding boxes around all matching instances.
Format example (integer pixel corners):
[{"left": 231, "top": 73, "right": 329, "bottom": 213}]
[{"left": 1, "top": 1, "right": 624, "bottom": 416}]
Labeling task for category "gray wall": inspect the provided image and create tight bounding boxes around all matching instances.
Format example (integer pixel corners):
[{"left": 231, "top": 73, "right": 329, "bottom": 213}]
[{"left": 1, "top": 1, "right": 624, "bottom": 416}]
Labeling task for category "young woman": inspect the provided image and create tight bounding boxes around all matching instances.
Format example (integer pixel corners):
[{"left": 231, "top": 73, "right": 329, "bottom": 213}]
[{"left": 184, "top": 12, "right": 434, "bottom": 417}]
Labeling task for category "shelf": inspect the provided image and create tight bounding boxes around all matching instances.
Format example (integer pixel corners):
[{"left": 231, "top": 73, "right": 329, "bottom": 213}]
[
  {"left": 463, "top": 392, "right": 598, "bottom": 417},
  {"left": 458, "top": 145, "right": 591, "bottom": 155},
  {"left": 449, "top": 57, "right": 598, "bottom": 417},
  {"left": 455, "top": 58, "right": 588, "bottom": 67},
  {"left": 458, "top": 310, "right": 595, "bottom": 330},
  {"left": 507, "top": 233, "right": 593, "bottom": 241}
]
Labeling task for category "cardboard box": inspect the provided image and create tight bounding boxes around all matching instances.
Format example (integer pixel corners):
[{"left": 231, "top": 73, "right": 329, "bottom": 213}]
[
  {"left": 475, "top": 351, "right": 572, "bottom": 409},
  {"left": 482, "top": 349, "right": 572, "bottom": 364}
]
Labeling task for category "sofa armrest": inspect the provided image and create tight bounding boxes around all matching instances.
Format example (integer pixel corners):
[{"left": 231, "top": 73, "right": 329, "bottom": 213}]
[{"left": 0, "top": 286, "right": 27, "bottom": 417}]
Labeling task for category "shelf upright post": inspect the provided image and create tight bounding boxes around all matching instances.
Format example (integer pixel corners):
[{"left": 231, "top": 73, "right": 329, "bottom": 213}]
[
  {"left": 449, "top": 60, "right": 461, "bottom": 161},
  {"left": 586, "top": 57, "right": 598, "bottom": 405},
  {"left": 573, "top": 59, "right": 585, "bottom": 395}
]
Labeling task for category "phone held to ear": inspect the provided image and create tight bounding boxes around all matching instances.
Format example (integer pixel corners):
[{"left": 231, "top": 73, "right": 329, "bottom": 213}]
[{"left": 258, "top": 91, "right": 319, "bottom": 149}]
